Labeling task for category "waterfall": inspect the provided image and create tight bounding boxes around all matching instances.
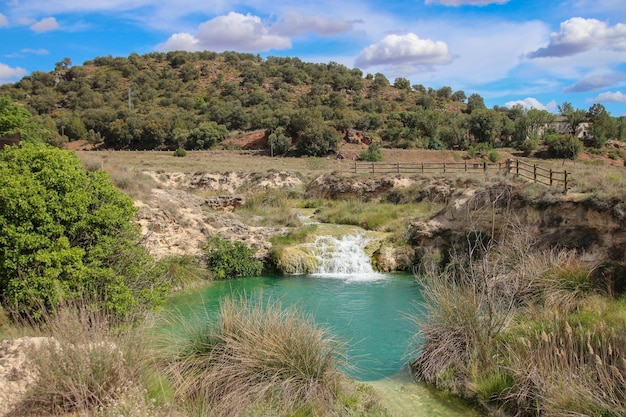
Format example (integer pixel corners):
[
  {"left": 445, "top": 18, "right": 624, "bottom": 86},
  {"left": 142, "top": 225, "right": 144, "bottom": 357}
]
[{"left": 310, "top": 234, "right": 384, "bottom": 281}]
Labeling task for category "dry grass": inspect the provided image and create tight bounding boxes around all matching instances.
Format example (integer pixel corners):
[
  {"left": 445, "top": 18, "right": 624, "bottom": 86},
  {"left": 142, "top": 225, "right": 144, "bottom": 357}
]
[
  {"left": 411, "top": 219, "right": 626, "bottom": 416},
  {"left": 155, "top": 294, "right": 352, "bottom": 417},
  {"left": 16, "top": 304, "right": 170, "bottom": 417}
]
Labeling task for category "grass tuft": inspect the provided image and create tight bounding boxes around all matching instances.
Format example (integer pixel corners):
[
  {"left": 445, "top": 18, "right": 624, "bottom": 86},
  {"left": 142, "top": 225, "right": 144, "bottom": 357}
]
[{"left": 156, "top": 293, "right": 350, "bottom": 416}]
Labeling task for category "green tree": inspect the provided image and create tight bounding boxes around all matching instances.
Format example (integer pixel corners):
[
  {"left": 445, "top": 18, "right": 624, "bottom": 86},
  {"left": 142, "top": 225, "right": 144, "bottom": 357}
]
[
  {"left": 189, "top": 121, "right": 228, "bottom": 149},
  {"left": 468, "top": 109, "right": 501, "bottom": 144},
  {"left": 558, "top": 102, "right": 587, "bottom": 136},
  {"left": 393, "top": 77, "right": 411, "bottom": 90},
  {"left": 295, "top": 124, "right": 341, "bottom": 157},
  {"left": 466, "top": 93, "right": 486, "bottom": 113},
  {"left": 587, "top": 103, "right": 615, "bottom": 147},
  {"left": 267, "top": 126, "right": 292, "bottom": 156},
  {"left": 0, "top": 145, "right": 168, "bottom": 319}
]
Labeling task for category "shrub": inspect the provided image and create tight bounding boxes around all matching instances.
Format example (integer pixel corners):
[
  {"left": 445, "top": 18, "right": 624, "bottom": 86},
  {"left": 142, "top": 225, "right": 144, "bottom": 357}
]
[
  {"left": 204, "top": 235, "right": 263, "bottom": 279},
  {"left": 157, "top": 294, "right": 347, "bottom": 417},
  {"left": 173, "top": 147, "right": 187, "bottom": 157},
  {"left": 546, "top": 133, "right": 583, "bottom": 159},
  {"left": 359, "top": 142, "right": 383, "bottom": 162},
  {"left": 488, "top": 150, "right": 500, "bottom": 163},
  {"left": 0, "top": 145, "right": 168, "bottom": 320}
]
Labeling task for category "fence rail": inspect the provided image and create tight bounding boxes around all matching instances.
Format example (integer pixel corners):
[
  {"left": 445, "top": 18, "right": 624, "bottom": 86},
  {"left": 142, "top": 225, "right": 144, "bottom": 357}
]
[
  {"left": 507, "top": 159, "right": 569, "bottom": 193},
  {"left": 349, "top": 161, "right": 506, "bottom": 175},
  {"left": 347, "top": 159, "right": 571, "bottom": 193}
]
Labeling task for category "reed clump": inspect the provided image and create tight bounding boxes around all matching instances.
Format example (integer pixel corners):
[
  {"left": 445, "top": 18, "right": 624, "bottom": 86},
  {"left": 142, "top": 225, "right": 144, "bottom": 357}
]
[
  {"left": 156, "top": 294, "right": 380, "bottom": 417},
  {"left": 411, "top": 224, "right": 626, "bottom": 417}
]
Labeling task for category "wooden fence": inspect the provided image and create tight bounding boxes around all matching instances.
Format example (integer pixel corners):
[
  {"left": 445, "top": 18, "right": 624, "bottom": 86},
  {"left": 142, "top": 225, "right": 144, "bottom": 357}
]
[
  {"left": 348, "top": 159, "right": 571, "bottom": 193},
  {"left": 348, "top": 161, "right": 506, "bottom": 175},
  {"left": 506, "top": 159, "right": 569, "bottom": 193}
]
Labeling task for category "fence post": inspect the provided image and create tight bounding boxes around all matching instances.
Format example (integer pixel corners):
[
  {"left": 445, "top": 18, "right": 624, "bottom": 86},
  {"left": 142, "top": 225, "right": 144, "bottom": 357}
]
[
  {"left": 549, "top": 169, "right": 553, "bottom": 186},
  {"left": 483, "top": 161, "right": 487, "bottom": 172},
  {"left": 564, "top": 171, "right": 568, "bottom": 194},
  {"left": 397, "top": 162, "right": 400, "bottom": 174},
  {"left": 371, "top": 162, "right": 375, "bottom": 174},
  {"left": 443, "top": 162, "right": 446, "bottom": 173},
  {"left": 516, "top": 159, "right": 519, "bottom": 176},
  {"left": 533, "top": 164, "right": 537, "bottom": 183},
  {"left": 421, "top": 162, "right": 424, "bottom": 174},
  {"left": 353, "top": 162, "right": 357, "bottom": 174},
  {"left": 465, "top": 161, "right": 467, "bottom": 172}
]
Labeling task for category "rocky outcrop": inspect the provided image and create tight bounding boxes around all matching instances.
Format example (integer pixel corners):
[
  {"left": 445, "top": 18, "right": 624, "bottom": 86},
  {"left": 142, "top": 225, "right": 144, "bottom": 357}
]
[
  {"left": 203, "top": 195, "right": 245, "bottom": 211},
  {"left": 407, "top": 180, "right": 626, "bottom": 289}
]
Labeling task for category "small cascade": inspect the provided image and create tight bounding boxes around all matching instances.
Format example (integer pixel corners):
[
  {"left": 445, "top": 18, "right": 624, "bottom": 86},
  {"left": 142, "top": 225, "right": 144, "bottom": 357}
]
[{"left": 310, "top": 234, "right": 384, "bottom": 280}]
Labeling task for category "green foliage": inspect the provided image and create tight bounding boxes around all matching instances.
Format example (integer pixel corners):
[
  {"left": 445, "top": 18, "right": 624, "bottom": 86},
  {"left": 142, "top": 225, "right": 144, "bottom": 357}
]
[
  {"left": 0, "top": 145, "right": 167, "bottom": 320},
  {"left": 295, "top": 124, "right": 341, "bottom": 157},
  {"left": 267, "top": 126, "right": 292, "bottom": 156},
  {"left": 488, "top": 150, "right": 500, "bottom": 163},
  {"left": 359, "top": 142, "right": 383, "bottom": 162},
  {"left": 204, "top": 235, "right": 263, "bottom": 279},
  {"left": 546, "top": 133, "right": 583, "bottom": 159},
  {"left": 173, "top": 147, "right": 187, "bottom": 157},
  {"left": 0, "top": 96, "right": 48, "bottom": 144}
]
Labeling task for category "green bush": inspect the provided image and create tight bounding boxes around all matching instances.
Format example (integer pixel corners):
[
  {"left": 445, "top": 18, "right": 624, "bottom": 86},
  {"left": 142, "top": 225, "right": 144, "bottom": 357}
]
[
  {"left": 546, "top": 133, "right": 583, "bottom": 159},
  {"left": 204, "top": 235, "right": 263, "bottom": 279},
  {"left": 359, "top": 142, "right": 383, "bottom": 162},
  {"left": 0, "top": 144, "right": 168, "bottom": 320},
  {"left": 173, "top": 147, "right": 187, "bottom": 157},
  {"left": 488, "top": 150, "right": 500, "bottom": 163}
]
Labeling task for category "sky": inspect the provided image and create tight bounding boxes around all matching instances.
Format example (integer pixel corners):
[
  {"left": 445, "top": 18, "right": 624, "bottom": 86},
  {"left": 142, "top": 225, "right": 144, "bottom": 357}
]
[{"left": 1, "top": 0, "right": 625, "bottom": 116}]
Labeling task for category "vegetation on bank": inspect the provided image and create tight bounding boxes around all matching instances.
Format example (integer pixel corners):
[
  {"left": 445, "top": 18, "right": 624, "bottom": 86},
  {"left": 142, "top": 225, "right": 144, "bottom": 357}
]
[{"left": 411, "top": 219, "right": 626, "bottom": 417}]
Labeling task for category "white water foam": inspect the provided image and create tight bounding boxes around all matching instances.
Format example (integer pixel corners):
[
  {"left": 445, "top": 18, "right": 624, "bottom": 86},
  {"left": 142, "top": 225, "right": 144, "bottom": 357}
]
[{"left": 309, "top": 234, "right": 385, "bottom": 281}]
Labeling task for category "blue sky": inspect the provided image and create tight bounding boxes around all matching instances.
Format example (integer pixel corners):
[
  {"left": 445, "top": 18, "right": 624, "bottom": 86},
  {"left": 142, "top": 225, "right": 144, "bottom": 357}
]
[{"left": 1, "top": 0, "right": 625, "bottom": 116}]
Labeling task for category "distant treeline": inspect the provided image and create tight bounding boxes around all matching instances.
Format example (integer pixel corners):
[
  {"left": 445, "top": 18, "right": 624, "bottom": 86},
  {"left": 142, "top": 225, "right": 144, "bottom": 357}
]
[{"left": 1, "top": 51, "right": 624, "bottom": 157}]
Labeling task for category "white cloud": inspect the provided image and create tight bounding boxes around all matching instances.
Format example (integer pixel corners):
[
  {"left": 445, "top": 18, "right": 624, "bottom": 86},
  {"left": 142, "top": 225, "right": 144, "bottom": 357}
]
[
  {"left": 270, "top": 11, "right": 356, "bottom": 36},
  {"left": 30, "top": 17, "right": 59, "bottom": 32},
  {"left": 22, "top": 48, "right": 49, "bottom": 55},
  {"left": 504, "top": 97, "right": 554, "bottom": 111},
  {"left": 528, "top": 17, "right": 626, "bottom": 58},
  {"left": 0, "top": 63, "right": 27, "bottom": 84},
  {"left": 590, "top": 91, "right": 626, "bottom": 103},
  {"left": 355, "top": 33, "right": 454, "bottom": 70},
  {"left": 425, "top": 0, "right": 509, "bottom": 5},
  {"left": 0, "top": 13, "right": 8, "bottom": 27},
  {"left": 158, "top": 12, "right": 291, "bottom": 52},
  {"left": 564, "top": 72, "right": 626, "bottom": 93}
]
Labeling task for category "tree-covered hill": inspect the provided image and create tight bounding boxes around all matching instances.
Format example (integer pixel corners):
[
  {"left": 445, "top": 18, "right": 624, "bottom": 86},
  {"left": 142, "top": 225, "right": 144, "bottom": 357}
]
[{"left": 1, "top": 51, "right": 624, "bottom": 156}]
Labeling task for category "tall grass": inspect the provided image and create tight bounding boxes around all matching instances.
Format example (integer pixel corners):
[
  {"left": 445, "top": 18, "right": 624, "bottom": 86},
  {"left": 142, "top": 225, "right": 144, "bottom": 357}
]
[
  {"left": 239, "top": 187, "right": 302, "bottom": 227},
  {"left": 409, "top": 222, "right": 625, "bottom": 416},
  {"left": 19, "top": 304, "right": 169, "bottom": 417},
  {"left": 156, "top": 294, "right": 355, "bottom": 417}
]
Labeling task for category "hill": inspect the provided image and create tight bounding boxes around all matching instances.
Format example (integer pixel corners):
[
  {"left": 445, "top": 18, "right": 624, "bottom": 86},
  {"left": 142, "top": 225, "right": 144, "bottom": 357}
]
[{"left": 1, "top": 51, "right": 624, "bottom": 161}]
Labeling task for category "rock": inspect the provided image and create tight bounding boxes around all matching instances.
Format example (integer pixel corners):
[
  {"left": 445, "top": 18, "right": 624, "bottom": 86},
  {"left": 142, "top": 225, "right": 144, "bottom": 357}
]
[{"left": 203, "top": 195, "right": 245, "bottom": 211}]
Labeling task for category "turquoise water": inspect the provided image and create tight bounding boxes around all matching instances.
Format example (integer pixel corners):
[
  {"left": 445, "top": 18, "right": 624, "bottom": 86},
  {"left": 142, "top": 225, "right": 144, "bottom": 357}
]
[
  {"left": 163, "top": 273, "right": 481, "bottom": 416},
  {"left": 164, "top": 273, "right": 423, "bottom": 381}
]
